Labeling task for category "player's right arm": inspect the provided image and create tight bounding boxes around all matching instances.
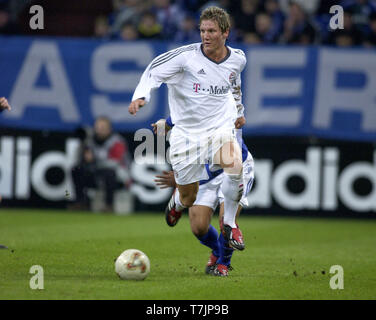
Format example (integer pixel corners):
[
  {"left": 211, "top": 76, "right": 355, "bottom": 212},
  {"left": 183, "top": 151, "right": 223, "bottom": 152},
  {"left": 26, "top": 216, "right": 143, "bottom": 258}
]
[
  {"left": 128, "top": 46, "right": 192, "bottom": 115},
  {"left": 128, "top": 98, "right": 146, "bottom": 115}
]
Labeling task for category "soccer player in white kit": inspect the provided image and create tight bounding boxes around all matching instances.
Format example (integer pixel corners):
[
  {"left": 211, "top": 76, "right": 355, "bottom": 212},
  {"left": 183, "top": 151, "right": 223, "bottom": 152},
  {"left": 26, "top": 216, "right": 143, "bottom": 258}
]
[
  {"left": 154, "top": 118, "right": 254, "bottom": 276},
  {"left": 128, "top": 7, "right": 246, "bottom": 249}
]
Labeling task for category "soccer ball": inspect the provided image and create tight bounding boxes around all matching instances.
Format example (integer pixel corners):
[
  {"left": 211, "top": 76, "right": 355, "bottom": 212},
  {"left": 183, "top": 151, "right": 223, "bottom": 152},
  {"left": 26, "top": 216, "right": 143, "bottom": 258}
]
[{"left": 115, "top": 249, "right": 150, "bottom": 280}]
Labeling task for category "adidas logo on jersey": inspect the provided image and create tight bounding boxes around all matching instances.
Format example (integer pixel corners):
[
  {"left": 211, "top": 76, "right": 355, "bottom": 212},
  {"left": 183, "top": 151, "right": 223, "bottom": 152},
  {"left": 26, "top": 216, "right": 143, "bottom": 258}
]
[{"left": 197, "top": 69, "right": 206, "bottom": 75}]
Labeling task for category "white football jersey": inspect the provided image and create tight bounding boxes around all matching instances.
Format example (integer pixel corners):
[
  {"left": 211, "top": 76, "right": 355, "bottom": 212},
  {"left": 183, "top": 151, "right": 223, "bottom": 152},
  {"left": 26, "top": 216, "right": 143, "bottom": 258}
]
[{"left": 132, "top": 43, "right": 246, "bottom": 135}]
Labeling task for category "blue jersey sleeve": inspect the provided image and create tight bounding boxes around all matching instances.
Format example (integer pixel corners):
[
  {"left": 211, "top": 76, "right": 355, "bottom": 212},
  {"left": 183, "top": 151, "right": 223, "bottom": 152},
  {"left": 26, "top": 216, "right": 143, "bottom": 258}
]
[
  {"left": 166, "top": 116, "right": 174, "bottom": 128},
  {"left": 241, "top": 140, "right": 249, "bottom": 162}
]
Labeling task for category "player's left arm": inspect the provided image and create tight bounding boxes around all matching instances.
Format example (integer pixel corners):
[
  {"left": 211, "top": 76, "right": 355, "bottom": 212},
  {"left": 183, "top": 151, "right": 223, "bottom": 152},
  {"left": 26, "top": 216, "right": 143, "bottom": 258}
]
[
  {"left": 235, "top": 115, "right": 245, "bottom": 129},
  {"left": 232, "top": 73, "right": 245, "bottom": 129},
  {"left": 232, "top": 52, "right": 247, "bottom": 129}
]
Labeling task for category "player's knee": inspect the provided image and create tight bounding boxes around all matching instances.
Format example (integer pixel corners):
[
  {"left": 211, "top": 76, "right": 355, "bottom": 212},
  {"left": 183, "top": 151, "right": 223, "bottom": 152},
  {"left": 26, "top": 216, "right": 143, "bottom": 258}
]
[
  {"left": 180, "top": 193, "right": 197, "bottom": 207},
  {"left": 191, "top": 222, "right": 209, "bottom": 238},
  {"left": 224, "top": 158, "right": 243, "bottom": 175},
  {"left": 181, "top": 198, "right": 195, "bottom": 207}
]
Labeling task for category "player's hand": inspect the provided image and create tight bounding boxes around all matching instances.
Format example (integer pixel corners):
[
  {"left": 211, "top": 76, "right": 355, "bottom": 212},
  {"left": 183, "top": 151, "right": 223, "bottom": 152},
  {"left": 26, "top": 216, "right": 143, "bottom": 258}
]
[
  {"left": 154, "top": 170, "right": 176, "bottom": 189},
  {"left": 0, "top": 97, "right": 11, "bottom": 111},
  {"left": 235, "top": 116, "right": 245, "bottom": 129},
  {"left": 151, "top": 119, "right": 171, "bottom": 136},
  {"left": 128, "top": 98, "right": 146, "bottom": 115}
]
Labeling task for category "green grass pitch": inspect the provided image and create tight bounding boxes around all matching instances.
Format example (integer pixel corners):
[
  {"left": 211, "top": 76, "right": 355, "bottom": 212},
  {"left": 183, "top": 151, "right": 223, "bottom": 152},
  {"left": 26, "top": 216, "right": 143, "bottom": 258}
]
[{"left": 0, "top": 209, "right": 375, "bottom": 300}]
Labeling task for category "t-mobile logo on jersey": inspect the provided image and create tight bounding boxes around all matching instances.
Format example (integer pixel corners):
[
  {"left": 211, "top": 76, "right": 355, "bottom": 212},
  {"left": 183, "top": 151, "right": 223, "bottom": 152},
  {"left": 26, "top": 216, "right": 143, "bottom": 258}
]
[{"left": 193, "top": 83, "right": 230, "bottom": 95}]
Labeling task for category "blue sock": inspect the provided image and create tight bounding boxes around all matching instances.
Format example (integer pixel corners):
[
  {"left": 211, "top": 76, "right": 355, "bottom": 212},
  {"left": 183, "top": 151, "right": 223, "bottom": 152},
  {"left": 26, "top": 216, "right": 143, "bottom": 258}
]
[
  {"left": 196, "top": 225, "right": 221, "bottom": 258},
  {"left": 217, "top": 232, "right": 234, "bottom": 266}
]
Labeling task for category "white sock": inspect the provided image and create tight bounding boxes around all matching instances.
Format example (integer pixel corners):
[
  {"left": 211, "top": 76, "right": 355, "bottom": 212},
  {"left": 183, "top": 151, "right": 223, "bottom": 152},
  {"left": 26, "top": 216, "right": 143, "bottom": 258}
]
[
  {"left": 222, "top": 173, "right": 243, "bottom": 228},
  {"left": 174, "top": 188, "right": 186, "bottom": 212}
]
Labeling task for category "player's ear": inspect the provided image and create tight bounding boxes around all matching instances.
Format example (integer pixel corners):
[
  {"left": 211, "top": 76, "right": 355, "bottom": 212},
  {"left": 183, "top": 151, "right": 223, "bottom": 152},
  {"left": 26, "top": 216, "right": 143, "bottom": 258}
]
[{"left": 223, "top": 29, "right": 229, "bottom": 40}]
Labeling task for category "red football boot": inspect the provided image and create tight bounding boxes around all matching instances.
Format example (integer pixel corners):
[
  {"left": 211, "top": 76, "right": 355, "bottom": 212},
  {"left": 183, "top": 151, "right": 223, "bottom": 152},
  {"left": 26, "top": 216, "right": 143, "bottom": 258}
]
[
  {"left": 165, "top": 189, "right": 182, "bottom": 227},
  {"left": 213, "top": 264, "right": 229, "bottom": 277},
  {"left": 222, "top": 224, "right": 245, "bottom": 251},
  {"left": 205, "top": 253, "right": 219, "bottom": 274}
]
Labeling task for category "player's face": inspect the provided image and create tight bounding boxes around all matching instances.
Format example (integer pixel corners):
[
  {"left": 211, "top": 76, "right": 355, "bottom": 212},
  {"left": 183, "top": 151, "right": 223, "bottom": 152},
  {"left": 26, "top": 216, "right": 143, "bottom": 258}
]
[{"left": 200, "top": 19, "right": 229, "bottom": 54}]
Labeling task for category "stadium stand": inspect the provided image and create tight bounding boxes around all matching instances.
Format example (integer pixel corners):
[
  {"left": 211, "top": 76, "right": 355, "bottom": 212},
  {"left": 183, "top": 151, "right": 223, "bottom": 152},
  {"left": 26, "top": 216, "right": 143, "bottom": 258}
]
[{"left": 0, "top": 0, "right": 375, "bottom": 47}]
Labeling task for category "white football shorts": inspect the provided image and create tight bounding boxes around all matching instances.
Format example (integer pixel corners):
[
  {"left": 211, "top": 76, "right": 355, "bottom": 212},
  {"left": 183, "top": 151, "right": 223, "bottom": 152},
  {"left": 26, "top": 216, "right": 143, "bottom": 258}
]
[
  {"left": 193, "top": 174, "right": 223, "bottom": 210},
  {"left": 169, "top": 127, "right": 236, "bottom": 185}
]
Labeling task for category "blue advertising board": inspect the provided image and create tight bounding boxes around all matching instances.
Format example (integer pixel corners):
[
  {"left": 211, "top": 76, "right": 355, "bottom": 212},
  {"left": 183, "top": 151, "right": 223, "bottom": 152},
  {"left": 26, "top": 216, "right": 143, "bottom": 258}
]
[{"left": 0, "top": 36, "right": 375, "bottom": 142}]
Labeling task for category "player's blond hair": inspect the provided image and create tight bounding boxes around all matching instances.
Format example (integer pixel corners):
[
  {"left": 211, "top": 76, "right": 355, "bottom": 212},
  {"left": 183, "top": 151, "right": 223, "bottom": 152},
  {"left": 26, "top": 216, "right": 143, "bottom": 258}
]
[{"left": 199, "top": 6, "right": 231, "bottom": 33}]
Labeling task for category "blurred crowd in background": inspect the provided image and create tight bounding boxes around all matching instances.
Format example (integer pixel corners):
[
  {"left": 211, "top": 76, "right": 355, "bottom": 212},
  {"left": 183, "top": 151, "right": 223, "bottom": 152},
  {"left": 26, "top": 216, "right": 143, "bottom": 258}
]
[{"left": 1, "top": 0, "right": 376, "bottom": 47}]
